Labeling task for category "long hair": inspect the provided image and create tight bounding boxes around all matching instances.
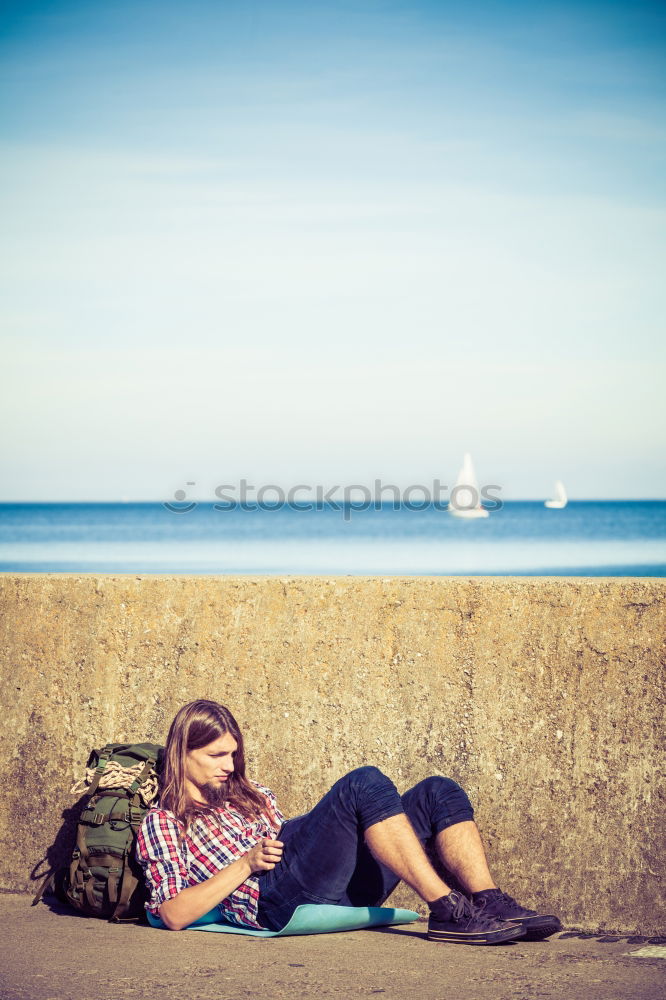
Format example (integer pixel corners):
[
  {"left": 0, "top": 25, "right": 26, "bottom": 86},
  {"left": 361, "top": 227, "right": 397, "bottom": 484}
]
[{"left": 159, "top": 700, "right": 268, "bottom": 832}]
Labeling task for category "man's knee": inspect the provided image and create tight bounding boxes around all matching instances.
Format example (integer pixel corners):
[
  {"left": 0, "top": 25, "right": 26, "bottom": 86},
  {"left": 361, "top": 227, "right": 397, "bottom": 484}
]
[
  {"left": 412, "top": 775, "right": 475, "bottom": 826},
  {"left": 340, "top": 766, "right": 402, "bottom": 828},
  {"left": 421, "top": 775, "right": 467, "bottom": 798},
  {"left": 336, "top": 766, "right": 399, "bottom": 808},
  {"left": 344, "top": 765, "right": 391, "bottom": 792}
]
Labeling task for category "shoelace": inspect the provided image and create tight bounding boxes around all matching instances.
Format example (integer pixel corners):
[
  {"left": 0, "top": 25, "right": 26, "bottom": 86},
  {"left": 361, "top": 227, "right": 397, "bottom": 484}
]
[{"left": 448, "top": 893, "right": 507, "bottom": 930}]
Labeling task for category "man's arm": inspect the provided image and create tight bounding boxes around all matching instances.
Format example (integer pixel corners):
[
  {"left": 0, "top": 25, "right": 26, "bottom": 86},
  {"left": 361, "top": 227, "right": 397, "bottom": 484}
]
[{"left": 159, "top": 838, "right": 283, "bottom": 931}]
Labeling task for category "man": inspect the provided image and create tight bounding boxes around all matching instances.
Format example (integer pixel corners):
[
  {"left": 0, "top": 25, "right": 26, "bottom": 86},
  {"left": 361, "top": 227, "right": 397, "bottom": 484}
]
[{"left": 137, "top": 700, "right": 562, "bottom": 944}]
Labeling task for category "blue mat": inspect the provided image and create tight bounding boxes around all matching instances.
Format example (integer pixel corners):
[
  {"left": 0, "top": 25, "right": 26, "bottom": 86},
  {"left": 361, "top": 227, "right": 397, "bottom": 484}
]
[{"left": 147, "top": 903, "right": 421, "bottom": 937}]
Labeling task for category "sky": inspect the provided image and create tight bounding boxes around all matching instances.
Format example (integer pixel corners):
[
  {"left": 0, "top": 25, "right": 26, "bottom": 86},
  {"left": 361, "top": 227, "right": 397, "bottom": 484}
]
[{"left": 1, "top": 0, "right": 665, "bottom": 501}]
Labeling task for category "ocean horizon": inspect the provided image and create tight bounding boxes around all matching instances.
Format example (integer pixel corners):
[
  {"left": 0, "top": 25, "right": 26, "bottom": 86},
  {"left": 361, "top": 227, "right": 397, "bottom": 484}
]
[{"left": 0, "top": 500, "right": 664, "bottom": 576}]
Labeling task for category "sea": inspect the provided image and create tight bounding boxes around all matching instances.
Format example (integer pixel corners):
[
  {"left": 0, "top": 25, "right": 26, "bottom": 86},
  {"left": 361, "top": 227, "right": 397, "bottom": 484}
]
[{"left": 0, "top": 501, "right": 664, "bottom": 575}]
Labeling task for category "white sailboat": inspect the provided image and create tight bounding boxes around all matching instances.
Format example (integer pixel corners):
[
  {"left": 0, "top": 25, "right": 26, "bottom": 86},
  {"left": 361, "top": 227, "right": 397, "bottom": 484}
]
[
  {"left": 447, "top": 452, "right": 489, "bottom": 518},
  {"left": 544, "top": 480, "right": 567, "bottom": 509}
]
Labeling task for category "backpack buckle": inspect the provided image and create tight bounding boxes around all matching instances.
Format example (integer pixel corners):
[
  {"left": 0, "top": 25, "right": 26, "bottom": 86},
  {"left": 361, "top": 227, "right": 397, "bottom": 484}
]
[
  {"left": 127, "top": 806, "right": 143, "bottom": 826},
  {"left": 81, "top": 806, "right": 107, "bottom": 825}
]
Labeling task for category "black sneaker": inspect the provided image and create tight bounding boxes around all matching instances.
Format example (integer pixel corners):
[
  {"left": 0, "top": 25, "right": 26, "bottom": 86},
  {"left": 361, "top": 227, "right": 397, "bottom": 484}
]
[
  {"left": 473, "top": 888, "right": 562, "bottom": 941},
  {"left": 427, "top": 890, "right": 525, "bottom": 945}
]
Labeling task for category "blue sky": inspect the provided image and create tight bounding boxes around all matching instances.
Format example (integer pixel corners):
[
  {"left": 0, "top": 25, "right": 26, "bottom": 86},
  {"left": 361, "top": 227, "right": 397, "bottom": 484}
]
[{"left": 1, "top": 0, "right": 664, "bottom": 500}]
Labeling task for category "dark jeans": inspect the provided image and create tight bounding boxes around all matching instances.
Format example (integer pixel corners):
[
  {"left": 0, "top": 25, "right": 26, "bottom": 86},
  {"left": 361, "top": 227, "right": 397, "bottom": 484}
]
[{"left": 255, "top": 766, "right": 474, "bottom": 931}]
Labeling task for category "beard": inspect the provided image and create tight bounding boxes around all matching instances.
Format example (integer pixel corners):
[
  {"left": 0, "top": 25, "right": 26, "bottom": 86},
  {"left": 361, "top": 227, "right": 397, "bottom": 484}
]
[{"left": 201, "top": 781, "right": 229, "bottom": 807}]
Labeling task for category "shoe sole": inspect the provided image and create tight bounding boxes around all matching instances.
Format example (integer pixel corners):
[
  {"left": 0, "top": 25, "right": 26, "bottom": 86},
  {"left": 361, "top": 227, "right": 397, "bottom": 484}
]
[
  {"left": 428, "top": 923, "right": 525, "bottom": 945},
  {"left": 508, "top": 918, "right": 562, "bottom": 941}
]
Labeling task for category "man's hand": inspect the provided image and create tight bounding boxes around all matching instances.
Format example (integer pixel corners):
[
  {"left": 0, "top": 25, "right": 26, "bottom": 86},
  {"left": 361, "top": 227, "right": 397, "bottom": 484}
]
[{"left": 246, "top": 838, "right": 284, "bottom": 872}]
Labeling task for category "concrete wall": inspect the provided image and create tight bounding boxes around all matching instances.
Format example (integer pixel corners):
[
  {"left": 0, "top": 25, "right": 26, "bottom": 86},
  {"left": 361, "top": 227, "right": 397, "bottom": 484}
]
[{"left": 0, "top": 574, "right": 664, "bottom": 934}]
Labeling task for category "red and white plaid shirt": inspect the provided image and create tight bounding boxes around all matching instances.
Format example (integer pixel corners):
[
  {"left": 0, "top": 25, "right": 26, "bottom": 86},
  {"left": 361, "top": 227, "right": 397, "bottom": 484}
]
[{"left": 136, "top": 781, "right": 285, "bottom": 929}]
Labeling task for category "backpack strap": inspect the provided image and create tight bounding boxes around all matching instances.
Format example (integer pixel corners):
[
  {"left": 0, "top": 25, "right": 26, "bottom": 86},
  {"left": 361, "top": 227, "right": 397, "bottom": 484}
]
[
  {"left": 111, "top": 868, "right": 140, "bottom": 922},
  {"left": 84, "top": 873, "right": 97, "bottom": 912},
  {"left": 127, "top": 757, "right": 157, "bottom": 797},
  {"left": 31, "top": 870, "right": 55, "bottom": 906},
  {"left": 70, "top": 815, "right": 93, "bottom": 899},
  {"left": 86, "top": 745, "right": 116, "bottom": 798},
  {"left": 80, "top": 803, "right": 143, "bottom": 826}
]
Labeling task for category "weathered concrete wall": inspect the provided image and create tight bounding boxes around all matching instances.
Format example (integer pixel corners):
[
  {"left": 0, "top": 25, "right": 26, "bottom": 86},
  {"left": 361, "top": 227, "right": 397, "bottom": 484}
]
[{"left": 0, "top": 574, "right": 664, "bottom": 934}]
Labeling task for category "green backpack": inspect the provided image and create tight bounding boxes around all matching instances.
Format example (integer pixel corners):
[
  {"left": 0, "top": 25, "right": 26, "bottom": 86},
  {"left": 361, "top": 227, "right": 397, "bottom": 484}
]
[{"left": 34, "top": 743, "right": 164, "bottom": 922}]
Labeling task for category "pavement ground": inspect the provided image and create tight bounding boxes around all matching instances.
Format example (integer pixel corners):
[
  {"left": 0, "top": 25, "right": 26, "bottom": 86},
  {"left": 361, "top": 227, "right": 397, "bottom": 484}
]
[{"left": 1, "top": 894, "right": 665, "bottom": 1000}]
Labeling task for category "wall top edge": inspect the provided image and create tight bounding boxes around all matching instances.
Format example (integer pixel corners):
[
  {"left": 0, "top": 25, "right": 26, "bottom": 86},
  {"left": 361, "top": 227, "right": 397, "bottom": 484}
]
[{"left": 0, "top": 573, "right": 664, "bottom": 584}]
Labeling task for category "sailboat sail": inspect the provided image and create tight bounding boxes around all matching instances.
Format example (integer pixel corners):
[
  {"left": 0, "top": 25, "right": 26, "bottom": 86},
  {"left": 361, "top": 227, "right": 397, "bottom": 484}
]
[
  {"left": 447, "top": 453, "right": 489, "bottom": 518},
  {"left": 454, "top": 454, "right": 478, "bottom": 509},
  {"left": 545, "top": 480, "right": 567, "bottom": 509}
]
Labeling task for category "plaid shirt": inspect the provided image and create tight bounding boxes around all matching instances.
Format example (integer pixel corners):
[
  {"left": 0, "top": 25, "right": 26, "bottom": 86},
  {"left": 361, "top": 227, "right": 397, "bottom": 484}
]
[{"left": 136, "top": 781, "right": 285, "bottom": 929}]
